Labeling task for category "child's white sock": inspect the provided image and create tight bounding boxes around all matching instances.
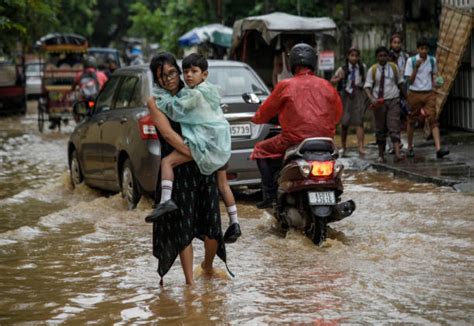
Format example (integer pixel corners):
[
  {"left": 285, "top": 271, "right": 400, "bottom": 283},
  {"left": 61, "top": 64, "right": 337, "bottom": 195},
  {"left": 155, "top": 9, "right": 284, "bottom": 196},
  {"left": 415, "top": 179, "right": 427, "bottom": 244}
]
[
  {"left": 226, "top": 205, "right": 238, "bottom": 225},
  {"left": 159, "top": 180, "right": 173, "bottom": 204}
]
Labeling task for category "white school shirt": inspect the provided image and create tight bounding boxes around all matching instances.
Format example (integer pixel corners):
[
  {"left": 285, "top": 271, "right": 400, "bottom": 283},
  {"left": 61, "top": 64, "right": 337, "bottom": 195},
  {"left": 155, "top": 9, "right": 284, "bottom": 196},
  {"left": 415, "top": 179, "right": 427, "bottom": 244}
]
[
  {"left": 334, "top": 64, "right": 364, "bottom": 94},
  {"left": 394, "top": 51, "right": 408, "bottom": 74},
  {"left": 404, "top": 54, "right": 437, "bottom": 91},
  {"left": 364, "top": 63, "right": 403, "bottom": 100}
]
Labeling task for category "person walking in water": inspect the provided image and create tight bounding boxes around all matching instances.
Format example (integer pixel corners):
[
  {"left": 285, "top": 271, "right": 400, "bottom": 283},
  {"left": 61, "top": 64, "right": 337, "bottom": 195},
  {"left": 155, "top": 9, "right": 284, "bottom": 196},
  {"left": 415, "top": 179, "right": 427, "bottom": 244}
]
[
  {"left": 146, "top": 53, "right": 241, "bottom": 243},
  {"left": 146, "top": 52, "right": 232, "bottom": 285}
]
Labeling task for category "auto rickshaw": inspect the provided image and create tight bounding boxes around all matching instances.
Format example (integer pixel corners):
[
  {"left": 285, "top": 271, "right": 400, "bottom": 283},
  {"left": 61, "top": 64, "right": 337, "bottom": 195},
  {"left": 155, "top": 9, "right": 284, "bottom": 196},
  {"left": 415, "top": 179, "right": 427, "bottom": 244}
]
[
  {"left": 229, "top": 12, "right": 338, "bottom": 89},
  {"left": 35, "top": 33, "right": 88, "bottom": 131}
]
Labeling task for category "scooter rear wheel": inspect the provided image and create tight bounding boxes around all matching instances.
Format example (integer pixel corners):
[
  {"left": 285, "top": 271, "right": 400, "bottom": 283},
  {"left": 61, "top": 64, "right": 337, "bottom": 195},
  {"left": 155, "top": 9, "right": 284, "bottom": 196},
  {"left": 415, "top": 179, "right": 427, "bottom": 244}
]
[{"left": 307, "top": 217, "right": 327, "bottom": 246}]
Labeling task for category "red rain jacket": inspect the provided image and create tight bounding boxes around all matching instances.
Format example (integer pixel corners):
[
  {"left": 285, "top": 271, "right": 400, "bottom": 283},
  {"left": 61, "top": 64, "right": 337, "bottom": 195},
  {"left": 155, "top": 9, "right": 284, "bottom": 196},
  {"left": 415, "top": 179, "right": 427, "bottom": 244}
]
[{"left": 250, "top": 68, "right": 343, "bottom": 159}]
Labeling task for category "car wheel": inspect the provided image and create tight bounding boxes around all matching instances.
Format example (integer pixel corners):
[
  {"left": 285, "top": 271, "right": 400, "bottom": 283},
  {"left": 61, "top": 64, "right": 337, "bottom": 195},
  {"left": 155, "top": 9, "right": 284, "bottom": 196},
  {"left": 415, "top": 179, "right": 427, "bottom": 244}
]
[
  {"left": 70, "top": 150, "right": 83, "bottom": 188},
  {"left": 121, "top": 159, "right": 141, "bottom": 210}
]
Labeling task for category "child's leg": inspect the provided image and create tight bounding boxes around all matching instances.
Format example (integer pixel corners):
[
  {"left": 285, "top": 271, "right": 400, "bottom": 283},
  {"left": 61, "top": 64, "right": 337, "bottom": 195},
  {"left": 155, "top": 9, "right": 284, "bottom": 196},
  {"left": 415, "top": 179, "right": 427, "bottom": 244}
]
[
  {"left": 217, "top": 170, "right": 238, "bottom": 225},
  {"left": 159, "top": 150, "right": 192, "bottom": 204}
]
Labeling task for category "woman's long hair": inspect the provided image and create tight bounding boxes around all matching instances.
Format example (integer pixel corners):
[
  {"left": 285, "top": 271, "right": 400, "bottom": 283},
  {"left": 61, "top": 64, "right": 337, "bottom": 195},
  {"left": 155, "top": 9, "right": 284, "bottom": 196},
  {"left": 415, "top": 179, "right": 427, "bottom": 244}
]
[{"left": 149, "top": 52, "right": 184, "bottom": 89}]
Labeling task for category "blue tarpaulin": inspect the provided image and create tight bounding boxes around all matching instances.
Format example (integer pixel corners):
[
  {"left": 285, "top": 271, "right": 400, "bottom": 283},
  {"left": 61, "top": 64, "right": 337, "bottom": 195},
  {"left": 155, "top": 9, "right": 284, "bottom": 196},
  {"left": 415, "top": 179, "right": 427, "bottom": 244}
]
[{"left": 178, "top": 24, "right": 233, "bottom": 48}]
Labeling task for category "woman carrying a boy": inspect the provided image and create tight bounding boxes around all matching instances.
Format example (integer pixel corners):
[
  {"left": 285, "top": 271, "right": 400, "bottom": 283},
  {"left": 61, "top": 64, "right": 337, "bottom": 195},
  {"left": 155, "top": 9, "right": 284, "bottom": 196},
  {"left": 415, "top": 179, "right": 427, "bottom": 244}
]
[{"left": 146, "top": 52, "right": 232, "bottom": 286}]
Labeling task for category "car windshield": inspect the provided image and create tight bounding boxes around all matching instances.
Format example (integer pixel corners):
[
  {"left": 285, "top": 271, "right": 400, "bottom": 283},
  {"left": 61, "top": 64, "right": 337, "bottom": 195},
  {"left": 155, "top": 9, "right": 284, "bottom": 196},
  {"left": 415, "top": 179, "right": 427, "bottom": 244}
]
[
  {"left": 26, "top": 63, "right": 42, "bottom": 76},
  {"left": 207, "top": 66, "right": 268, "bottom": 97},
  {"left": 0, "top": 63, "right": 18, "bottom": 87},
  {"left": 88, "top": 50, "right": 119, "bottom": 70}
]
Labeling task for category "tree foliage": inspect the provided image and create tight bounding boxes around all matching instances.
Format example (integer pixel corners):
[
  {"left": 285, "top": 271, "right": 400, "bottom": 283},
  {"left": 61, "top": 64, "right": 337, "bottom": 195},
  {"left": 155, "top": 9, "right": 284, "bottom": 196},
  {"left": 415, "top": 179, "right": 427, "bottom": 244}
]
[
  {"left": 1, "top": 0, "right": 341, "bottom": 56},
  {"left": 128, "top": 0, "right": 211, "bottom": 55},
  {"left": 0, "top": 0, "right": 59, "bottom": 54}
]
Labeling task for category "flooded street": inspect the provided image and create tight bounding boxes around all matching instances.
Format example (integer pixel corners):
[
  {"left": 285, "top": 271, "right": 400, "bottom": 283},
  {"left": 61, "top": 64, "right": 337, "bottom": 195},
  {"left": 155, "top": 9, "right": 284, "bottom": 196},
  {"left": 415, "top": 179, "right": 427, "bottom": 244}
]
[{"left": 1, "top": 106, "right": 473, "bottom": 324}]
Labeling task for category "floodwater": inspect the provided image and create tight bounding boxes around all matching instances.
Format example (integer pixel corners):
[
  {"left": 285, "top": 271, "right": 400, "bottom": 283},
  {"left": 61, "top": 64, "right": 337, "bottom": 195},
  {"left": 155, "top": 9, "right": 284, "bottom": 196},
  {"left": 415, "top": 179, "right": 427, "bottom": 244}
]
[{"left": 1, "top": 106, "right": 473, "bottom": 325}]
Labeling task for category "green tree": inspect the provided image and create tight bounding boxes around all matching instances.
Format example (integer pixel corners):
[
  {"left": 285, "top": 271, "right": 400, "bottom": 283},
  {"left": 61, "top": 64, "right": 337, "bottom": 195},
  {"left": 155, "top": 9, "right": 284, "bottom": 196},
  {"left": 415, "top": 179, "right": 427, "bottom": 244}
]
[
  {"left": 56, "top": 0, "right": 97, "bottom": 39},
  {"left": 0, "top": 0, "right": 59, "bottom": 54},
  {"left": 128, "top": 0, "right": 211, "bottom": 55}
]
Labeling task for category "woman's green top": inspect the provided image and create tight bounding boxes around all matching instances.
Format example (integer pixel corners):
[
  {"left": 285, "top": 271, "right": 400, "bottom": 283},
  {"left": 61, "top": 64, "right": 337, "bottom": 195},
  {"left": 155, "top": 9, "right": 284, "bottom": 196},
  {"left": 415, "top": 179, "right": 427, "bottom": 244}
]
[{"left": 153, "top": 81, "right": 231, "bottom": 175}]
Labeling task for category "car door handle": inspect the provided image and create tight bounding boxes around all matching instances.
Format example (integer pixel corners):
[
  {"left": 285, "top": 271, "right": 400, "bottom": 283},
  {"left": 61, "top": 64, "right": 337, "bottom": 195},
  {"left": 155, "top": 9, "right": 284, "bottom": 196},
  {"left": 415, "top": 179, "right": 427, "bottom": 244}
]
[
  {"left": 98, "top": 119, "right": 105, "bottom": 126},
  {"left": 120, "top": 117, "right": 128, "bottom": 124},
  {"left": 220, "top": 103, "right": 229, "bottom": 113}
]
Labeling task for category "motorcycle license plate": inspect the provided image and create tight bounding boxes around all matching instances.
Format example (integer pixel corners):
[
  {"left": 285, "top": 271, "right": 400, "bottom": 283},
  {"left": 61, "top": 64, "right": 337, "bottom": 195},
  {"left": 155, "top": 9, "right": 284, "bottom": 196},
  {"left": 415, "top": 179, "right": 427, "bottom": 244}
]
[{"left": 308, "top": 191, "right": 335, "bottom": 205}]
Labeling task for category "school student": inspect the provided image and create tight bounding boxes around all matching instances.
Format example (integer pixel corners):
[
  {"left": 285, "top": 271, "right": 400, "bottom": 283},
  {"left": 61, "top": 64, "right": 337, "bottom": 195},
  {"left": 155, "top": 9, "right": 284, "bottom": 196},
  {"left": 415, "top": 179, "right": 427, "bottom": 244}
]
[
  {"left": 404, "top": 37, "right": 449, "bottom": 159},
  {"left": 330, "top": 47, "right": 367, "bottom": 157},
  {"left": 364, "top": 46, "right": 405, "bottom": 163}
]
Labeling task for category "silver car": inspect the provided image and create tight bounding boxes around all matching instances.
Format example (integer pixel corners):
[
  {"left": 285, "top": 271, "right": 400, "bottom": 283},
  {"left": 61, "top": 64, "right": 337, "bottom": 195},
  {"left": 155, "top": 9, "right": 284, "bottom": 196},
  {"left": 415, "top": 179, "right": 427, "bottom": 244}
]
[{"left": 68, "top": 60, "right": 272, "bottom": 208}]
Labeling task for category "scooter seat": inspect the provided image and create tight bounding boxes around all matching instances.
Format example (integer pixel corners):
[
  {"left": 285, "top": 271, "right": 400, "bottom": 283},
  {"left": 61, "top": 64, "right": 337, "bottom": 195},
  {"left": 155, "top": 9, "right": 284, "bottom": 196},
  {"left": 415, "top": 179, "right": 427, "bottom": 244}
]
[
  {"left": 299, "top": 140, "right": 335, "bottom": 153},
  {"left": 284, "top": 137, "right": 337, "bottom": 163}
]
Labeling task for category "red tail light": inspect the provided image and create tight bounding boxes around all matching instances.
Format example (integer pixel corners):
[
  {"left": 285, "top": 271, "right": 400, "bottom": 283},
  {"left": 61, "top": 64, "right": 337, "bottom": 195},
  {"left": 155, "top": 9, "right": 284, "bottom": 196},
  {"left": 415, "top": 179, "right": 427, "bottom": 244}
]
[
  {"left": 88, "top": 101, "right": 95, "bottom": 108},
  {"left": 310, "top": 161, "right": 334, "bottom": 177},
  {"left": 138, "top": 115, "right": 158, "bottom": 140},
  {"left": 226, "top": 172, "right": 237, "bottom": 180}
]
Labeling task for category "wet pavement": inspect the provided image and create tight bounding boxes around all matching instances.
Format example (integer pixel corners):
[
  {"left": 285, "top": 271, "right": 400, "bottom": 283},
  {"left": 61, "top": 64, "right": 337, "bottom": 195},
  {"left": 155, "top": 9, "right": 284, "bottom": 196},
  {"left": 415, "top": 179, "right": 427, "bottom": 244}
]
[
  {"left": 341, "top": 129, "right": 474, "bottom": 192},
  {"left": 0, "top": 103, "right": 473, "bottom": 324}
]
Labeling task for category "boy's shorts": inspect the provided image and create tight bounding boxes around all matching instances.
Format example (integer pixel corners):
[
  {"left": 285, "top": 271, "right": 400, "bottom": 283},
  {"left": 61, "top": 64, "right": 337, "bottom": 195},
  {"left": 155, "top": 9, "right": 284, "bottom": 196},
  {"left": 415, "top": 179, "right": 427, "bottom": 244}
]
[{"left": 407, "top": 90, "right": 439, "bottom": 129}]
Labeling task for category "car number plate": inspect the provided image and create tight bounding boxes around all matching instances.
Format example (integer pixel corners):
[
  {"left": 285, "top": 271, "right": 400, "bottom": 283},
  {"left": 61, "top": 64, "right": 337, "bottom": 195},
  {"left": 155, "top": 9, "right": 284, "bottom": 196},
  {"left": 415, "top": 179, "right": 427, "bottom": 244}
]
[
  {"left": 308, "top": 191, "right": 336, "bottom": 205},
  {"left": 230, "top": 123, "right": 251, "bottom": 137}
]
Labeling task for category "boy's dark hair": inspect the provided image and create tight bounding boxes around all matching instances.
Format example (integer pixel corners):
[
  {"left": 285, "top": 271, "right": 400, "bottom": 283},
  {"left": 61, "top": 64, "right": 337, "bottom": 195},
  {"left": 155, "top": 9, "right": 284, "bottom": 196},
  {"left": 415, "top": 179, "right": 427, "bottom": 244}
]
[
  {"left": 149, "top": 52, "right": 182, "bottom": 85},
  {"left": 375, "top": 46, "right": 389, "bottom": 56},
  {"left": 182, "top": 53, "right": 208, "bottom": 72},
  {"left": 416, "top": 37, "right": 430, "bottom": 48}
]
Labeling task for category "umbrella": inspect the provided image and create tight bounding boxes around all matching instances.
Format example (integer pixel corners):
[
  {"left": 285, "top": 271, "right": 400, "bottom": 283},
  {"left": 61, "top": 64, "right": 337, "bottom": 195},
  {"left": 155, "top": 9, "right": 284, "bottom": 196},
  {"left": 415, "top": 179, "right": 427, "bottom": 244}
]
[{"left": 178, "top": 24, "right": 233, "bottom": 48}]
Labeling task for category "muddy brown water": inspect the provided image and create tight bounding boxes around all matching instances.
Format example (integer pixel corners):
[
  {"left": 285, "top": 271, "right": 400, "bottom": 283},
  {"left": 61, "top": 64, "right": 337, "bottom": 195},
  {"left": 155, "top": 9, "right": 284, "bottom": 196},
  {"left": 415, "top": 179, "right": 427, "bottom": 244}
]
[{"left": 0, "top": 107, "right": 473, "bottom": 324}]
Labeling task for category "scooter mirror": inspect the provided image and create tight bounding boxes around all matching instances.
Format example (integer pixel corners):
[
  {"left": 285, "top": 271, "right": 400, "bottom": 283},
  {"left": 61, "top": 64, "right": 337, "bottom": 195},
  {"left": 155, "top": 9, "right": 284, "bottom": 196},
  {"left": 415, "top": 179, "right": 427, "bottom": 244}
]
[{"left": 242, "top": 92, "right": 261, "bottom": 104}]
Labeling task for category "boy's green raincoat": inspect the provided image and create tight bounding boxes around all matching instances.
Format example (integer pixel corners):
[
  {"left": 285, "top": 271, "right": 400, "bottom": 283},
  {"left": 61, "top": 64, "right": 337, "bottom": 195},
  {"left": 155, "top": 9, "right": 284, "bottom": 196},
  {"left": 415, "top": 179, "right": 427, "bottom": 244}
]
[{"left": 153, "top": 81, "right": 231, "bottom": 175}]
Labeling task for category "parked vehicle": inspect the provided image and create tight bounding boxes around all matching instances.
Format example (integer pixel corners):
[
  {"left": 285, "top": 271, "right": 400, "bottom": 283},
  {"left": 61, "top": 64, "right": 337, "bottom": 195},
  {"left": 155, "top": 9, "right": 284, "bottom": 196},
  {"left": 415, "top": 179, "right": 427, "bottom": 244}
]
[
  {"left": 25, "top": 61, "right": 43, "bottom": 99},
  {"left": 87, "top": 47, "right": 122, "bottom": 73},
  {"left": 0, "top": 61, "right": 26, "bottom": 115},
  {"left": 230, "top": 12, "right": 338, "bottom": 88},
  {"left": 68, "top": 60, "right": 271, "bottom": 208},
  {"left": 35, "top": 33, "right": 88, "bottom": 131}
]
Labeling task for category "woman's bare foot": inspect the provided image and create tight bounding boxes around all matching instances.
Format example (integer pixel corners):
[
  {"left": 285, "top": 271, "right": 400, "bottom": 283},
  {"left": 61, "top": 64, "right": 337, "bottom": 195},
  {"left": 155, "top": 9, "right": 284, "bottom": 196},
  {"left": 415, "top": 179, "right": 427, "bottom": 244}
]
[
  {"left": 200, "top": 261, "right": 213, "bottom": 275},
  {"left": 358, "top": 148, "right": 366, "bottom": 157}
]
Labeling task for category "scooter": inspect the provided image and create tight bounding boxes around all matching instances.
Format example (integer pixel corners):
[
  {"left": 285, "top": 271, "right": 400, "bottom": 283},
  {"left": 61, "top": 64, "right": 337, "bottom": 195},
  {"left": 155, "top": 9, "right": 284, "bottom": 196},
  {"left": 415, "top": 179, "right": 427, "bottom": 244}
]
[
  {"left": 242, "top": 92, "right": 356, "bottom": 246},
  {"left": 274, "top": 137, "right": 356, "bottom": 245}
]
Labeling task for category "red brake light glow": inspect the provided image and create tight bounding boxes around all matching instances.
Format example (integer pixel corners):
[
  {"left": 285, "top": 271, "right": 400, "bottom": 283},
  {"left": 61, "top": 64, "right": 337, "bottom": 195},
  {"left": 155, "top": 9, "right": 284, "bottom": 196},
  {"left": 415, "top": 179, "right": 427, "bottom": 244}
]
[
  {"left": 138, "top": 115, "right": 158, "bottom": 140},
  {"left": 310, "top": 161, "right": 334, "bottom": 177}
]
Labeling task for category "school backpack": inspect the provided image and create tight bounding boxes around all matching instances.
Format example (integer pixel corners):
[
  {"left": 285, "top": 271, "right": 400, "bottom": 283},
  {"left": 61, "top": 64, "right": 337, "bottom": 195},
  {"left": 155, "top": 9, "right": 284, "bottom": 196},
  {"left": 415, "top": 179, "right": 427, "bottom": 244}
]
[
  {"left": 409, "top": 55, "right": 435, "bottom": 84},
  {"left": 410, "top": 55, "right": 435, "bottom": 72},
  {"left": 78, "top": 71, "right": 100, "bottom": 100},
  {"left": 337, "top": 63, "right": 366, "bottom": 92},
  {"left": 370, "top": 61, "right": 399, "bottom": 84}
]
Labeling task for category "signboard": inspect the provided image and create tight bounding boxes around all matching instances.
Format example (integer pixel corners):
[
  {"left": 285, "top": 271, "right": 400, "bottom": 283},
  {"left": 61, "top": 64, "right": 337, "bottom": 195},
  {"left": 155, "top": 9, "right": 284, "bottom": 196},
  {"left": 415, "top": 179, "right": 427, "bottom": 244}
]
[{"left": 318, "top": 51, "right": 335, "bottom": 71}]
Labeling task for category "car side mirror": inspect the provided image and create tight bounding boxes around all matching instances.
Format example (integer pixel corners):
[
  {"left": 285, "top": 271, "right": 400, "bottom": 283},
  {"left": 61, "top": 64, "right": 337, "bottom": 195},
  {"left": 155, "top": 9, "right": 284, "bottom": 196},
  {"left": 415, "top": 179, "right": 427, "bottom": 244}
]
[{"left": 242, "top": 92, "right": 261, "bottom": 104}]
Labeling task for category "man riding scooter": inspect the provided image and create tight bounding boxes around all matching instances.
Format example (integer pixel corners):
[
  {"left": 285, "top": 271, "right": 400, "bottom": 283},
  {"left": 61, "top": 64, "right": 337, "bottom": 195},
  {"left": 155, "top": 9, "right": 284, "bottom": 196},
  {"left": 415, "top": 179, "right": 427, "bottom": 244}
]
[{"left": 251, "top": 43, "right": 343, "bottom": 208}]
